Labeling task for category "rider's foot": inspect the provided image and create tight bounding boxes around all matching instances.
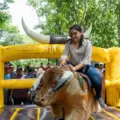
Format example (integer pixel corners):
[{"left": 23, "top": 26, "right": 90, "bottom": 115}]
[{"left": 98, "top": 98, "right": 105, "bottom": 108}]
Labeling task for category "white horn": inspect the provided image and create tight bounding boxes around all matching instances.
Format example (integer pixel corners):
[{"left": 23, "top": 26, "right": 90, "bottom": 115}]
[
  {"left": 22, "top": 18, "right": 50, "bottom": 44},
  {"left": 83, "top": 23, "right": 92, "bottom": 39}
]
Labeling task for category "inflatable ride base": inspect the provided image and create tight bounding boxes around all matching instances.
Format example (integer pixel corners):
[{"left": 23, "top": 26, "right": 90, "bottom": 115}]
[{"left": 0, "top": 105, "right": 120, "bottom": 120}]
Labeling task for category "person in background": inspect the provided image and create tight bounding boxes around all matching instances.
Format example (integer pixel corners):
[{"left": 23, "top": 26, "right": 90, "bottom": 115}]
[
  {"left": 45, "top": 63, "right": 51, "bottom": 71},
  {"left": 4, "top": 65, "right": 11, "bottom": 105},
  {"left": 102, "top": 69, "right": 106, "bottom": 77},
  {"left": 22, "top": 67, "right": 36, "bottom": 105},
  {"left": 39, "top": 63, "right": 45, "bottom": 70},
  {"left": 94, "top": 63, "right": 103, "bottom": 78},
  {"left": 32, "top": 68, "right": 37, "bottom": 78},
  {"left": 16, "top": 67, "right": 23, "bottom": 78},
  {"left": 23, "top": 66, "right": 30, "bottom": 75},
  {"left": 22, "top": 67, "right": 36, "bottom": 79},
  {"left": 12, "top": 67, "right": 35, "bottom": 105},
  {"left": 4, "top": 66, "right": 11, "bottom": 79},
  {"left": 37, "top": 63, "right": 45, "bottom": 76},
  {"left": 9, "top": 64, "right": 16, "bottom": 79},
  {"left": 99, "top": 63, "right": 105, "bottom": 72},
  {"left": 10, "top": 67, "right": 23, "bottom": 105},
  {"left": 6, "top": 64, "right": 16, "bottom": 105}
]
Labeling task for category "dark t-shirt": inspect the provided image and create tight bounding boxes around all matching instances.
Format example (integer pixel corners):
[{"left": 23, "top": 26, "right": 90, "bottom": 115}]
[{"left": 10, "top": 72, "right": 16, "bottom": 79}]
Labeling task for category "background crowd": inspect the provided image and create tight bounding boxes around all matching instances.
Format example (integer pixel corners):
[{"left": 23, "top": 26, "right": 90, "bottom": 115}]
[
  {"left": 4, "top": 62, "right": 52, "bottom": 105},
  {"left": 4, "top": 61, "right": 105, "bottom": 106}
]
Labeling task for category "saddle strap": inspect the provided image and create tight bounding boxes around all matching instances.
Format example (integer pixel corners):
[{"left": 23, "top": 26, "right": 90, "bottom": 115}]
[
  {"left": 74, "top": 72, "right": 92, "bottom": 91},
  {"left": 74, "top": 72, "right": 85, "bottom": 91}
]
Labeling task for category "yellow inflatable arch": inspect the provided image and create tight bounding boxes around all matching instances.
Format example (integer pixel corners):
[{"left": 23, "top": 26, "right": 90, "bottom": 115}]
[{"left": 0, "top": 44, "right": 120, "bottom": 107}]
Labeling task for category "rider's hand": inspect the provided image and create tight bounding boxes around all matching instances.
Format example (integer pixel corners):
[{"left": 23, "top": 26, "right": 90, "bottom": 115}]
[
  {"left": 72, "top": 67, "right": 76, "bottom": 71},
  {"left": 60, "top": 63, "right": 65, "bottom": 66},
  {"left": 69, "top": 65, "right": 76, "bottom": 71}
]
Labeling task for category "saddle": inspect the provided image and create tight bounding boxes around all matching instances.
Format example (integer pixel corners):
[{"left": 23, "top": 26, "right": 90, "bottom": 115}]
[{"left": 75, "top": 72, "right": 92, "bottom": 91}]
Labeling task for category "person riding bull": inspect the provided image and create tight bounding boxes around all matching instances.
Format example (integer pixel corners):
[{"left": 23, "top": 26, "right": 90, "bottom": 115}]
[
  {"left": 22, "top": 19, "right": 105, "bottom": 108},
  {"left": 60, "top": 25, "right": 105, "bottom": 108}
]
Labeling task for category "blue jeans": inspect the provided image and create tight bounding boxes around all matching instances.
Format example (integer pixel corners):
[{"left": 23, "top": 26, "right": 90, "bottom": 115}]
[{"left": 77, "top": 65, "right": 102, "bottom": 99}]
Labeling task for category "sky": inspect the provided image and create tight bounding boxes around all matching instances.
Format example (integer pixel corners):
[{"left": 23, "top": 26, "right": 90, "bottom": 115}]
[{"left": 9, "top": 0, "right": 39, "bottom": 34}]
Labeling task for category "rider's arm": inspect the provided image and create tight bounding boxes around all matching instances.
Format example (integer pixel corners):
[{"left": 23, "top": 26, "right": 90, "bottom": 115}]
[
  {"left": 74, "top": 64, "right": 85, "bottom": 70},
  {"left": 74, "top": 40, "right": 92, "bottom": 70}
]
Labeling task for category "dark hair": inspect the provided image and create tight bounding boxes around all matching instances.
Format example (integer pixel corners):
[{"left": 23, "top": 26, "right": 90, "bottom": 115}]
[
  {"left": 95, "top": 63, "right": 99, "bottom": 68},
  {"left": 27, "top": 67, "right": 33, "bottom": 73},
  {"left": 16, "top": 67, "right": 22, "bottom": 72},
  {"left": 69, "top": 25, "right": 84, "bottom": 47}
]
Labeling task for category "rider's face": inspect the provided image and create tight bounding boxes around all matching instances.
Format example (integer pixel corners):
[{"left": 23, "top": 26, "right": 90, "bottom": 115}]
[{"left": 69, "top": 29, "right": 83, "bottom": 43}]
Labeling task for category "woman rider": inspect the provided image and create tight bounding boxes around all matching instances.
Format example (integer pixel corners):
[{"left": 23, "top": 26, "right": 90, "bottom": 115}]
[{"left": 60, "top": 24, "right": 105, "bottom": 108}]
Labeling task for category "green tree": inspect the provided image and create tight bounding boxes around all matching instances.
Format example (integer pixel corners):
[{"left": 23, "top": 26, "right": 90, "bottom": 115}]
[
  {"left": 0, "top": 1, "right": 25, "bottom": 46},
  {"left": 0, "top": 0, "right": 14, "bottom": 44},
  {"left": 0, "top": 0, "right": 14, "bottom": 29},
  {"left": 11, "top": 58, "right": 57, "bottom": 68},
  {"left": 0, "top": 25, "right": 24, "bottom": 46},
  {"left": 27, "top": 0, "right": 120, "bottom": 48}
]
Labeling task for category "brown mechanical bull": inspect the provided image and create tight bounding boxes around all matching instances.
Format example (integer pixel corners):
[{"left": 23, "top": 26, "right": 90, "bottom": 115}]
[{"left": 33, "top": 65, "right": 105, "bottom": 120}]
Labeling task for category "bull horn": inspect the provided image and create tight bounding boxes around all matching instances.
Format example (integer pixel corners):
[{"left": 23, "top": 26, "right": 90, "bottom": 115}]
[
  {"left": 22, "top": 18, "right": 69, "bottom": 44},
  {"left": 83, "top": 23, "right": 92, "bottom": 39},
  {"left": 22, "top": 18, "right": 50, "bottom": 44}
]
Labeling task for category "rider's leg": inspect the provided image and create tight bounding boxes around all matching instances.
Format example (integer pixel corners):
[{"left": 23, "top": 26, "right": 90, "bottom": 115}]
[{"left": 85, "top": 65, "right": 105, "bottom": 108}]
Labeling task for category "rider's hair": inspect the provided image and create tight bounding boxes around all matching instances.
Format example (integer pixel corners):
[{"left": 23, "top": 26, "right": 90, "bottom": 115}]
[{"left": 69, "top": 25, "right": 84, "bottom": 47}]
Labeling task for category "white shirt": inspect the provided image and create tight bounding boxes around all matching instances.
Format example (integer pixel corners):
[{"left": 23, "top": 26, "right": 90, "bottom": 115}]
[{"left": 61, "top": 39, "right": 92, "bottom": 66}]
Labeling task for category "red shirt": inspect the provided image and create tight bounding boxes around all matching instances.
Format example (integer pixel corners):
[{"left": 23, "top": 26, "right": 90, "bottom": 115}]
[{"left": 46, "top": 66, "right": 51, "bottom": 71}]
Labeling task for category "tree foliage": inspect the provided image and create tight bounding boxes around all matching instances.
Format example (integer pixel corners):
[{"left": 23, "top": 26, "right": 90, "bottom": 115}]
[
  {"left": 11, "top": 58, "right": 58, "bottom": 68},
  {"left": 0, "top": 25, "right": 24, "bottom": 46},
  {"left": 0, "top": 11, "right": 11, "bottom": 29},
  {"left": 27, "top": 0, "right": 120, "bottom": 48},
  {"left": 0, "top": 0, "right": 24, "bottom": 46},
  {"left": 0, "top": 0, "right": 14, "bottom": 29}
]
